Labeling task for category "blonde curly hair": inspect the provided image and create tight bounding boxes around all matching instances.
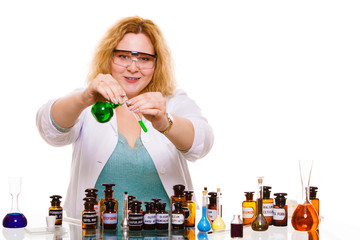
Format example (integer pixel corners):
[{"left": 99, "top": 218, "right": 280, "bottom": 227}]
[{"left": 87, "top": 16, "right": 176, "bottom": 96}]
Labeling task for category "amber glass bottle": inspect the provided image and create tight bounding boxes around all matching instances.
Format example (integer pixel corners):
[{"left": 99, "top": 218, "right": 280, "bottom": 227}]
[
  {"left": 184, "top": 191, "right": 196, "bottom": 227},
  {"left": 82, "top": 197, "right": 97, "bottom": 229},
  {"left": 242, "top": 192, "right": 256, "bottom": 225},
  {"left": 262, "top": 186, "right": 274, "bottom": 225},
  {"left": 103, "top": 200, "right": 118, "bottom": 230},
  {"left": 171, "top": 201, "right": 185, "bottom": 229},
  {"left": 99, "top": 183, "right": 118, "bottom": 226},
  {"left": 207, "top": 192, "right": 217, "bottom": 222},
  {"left": 156, "top": 202, "right": 169, "bottom": 230},
  {"left": 171, "top": 184, "right": 186, "bottom": 211},
  {"left": 129, "top": 200, "right": 143, "bottom": 231},
  {"left": 310, "top": 186, "right": 319, "bottom": 216},
  {"left": 273, "top": 193, "right": 287, "bottom": 226},
  {"left": 49, "top": 195, "right": 63, "bottom": 225},
  {"left": 143, "top": 202, "right": 156, "bottom": 230},
  {"left": 85, "top": 188, "right": 99, "bottom": 224}
]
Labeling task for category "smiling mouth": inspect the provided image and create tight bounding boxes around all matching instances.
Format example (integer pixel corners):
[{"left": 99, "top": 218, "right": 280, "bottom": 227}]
[{"left": 125, "top": 77, "right": 140, "bottom": 83}]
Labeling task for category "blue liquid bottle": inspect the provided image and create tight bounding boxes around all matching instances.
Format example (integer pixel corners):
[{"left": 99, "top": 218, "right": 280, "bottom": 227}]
[
  {"left": 197, "top": 190, "right": 211, "bottom": 232},
  {"left": 2, "top": 177, "right": 27, "bottom": 228}
]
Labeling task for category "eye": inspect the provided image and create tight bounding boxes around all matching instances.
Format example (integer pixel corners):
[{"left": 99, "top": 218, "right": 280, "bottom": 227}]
[
  {"left": 117, "top": 54, "right": 130, "bottom": 60},
  {"left": 139, "top": 57, "right": 151, "bottom": 62}
]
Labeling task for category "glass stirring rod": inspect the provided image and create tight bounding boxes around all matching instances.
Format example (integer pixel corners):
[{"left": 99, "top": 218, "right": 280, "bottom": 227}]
[{"left": 123, "top": 96, "right": 148, "bottom": 132}]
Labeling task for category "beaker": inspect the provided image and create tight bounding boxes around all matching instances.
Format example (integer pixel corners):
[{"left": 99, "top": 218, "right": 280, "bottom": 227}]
[
  {"left": 291, "top": 160, "right": 319, "bottom": 231},
  {"left": 2, "top": 177, "right": 27, "bottom": 228}
]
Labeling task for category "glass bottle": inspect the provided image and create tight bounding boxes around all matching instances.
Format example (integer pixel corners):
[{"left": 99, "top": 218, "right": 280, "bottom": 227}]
[
  {"left": 152, "top": 198, "right": 161, "bottom": 213},
  {"left": 99, "top": 183, "right": 118, "bottom": 226},
  {"left": 231, "top": 214, "right": 243, "bottom": 238},
  {"left": 251, "top": 177, "right": 269, "bottom": 231},
  {"left": 82, "top": 197, "right": 97, "bottom": 229},
  {"left": 172, "top": 201, "right": 185, "bottom": 229},
  {"left": 263, "top": 186, "right": 274, "bottom": 225},
  {"left": 310, "top": 186, "right": 320, "bottom": 216},
  {"left": 156, "top": 202, "right": 169, "bottom": 230},
  {"left": 197, "top": 190, "right": 212, "bottom": 232},
  {"left": 212, "top": 188, "right": 226, "bottom": 232},
  {"left": 273, "top": 193, "right": 288, "bottom": 227},
  {"left": 49, "top": 195, "right": 63, "bottom": 225},
  {"left": 203, "top": 187, "right": 211, "bottom": 224},
  {"left": 85, "top": 188, "right": 99, "bottom": 224},
  {"left": 91, "top": 101, "right": 121, "bottom": 123},
  {"left": 184, "top": 191, "right": 196, "bottom": 227},
  {"left": 103, "top": 200, "right": 118, "bottom": 230},
  {"left": 242, "top": 191, "right": 256, "bottom": 225},
  {"left": 171, "top": 184, "right": 186, "bottom": 211},
  {"left": 143, "top": 202, "right": 156, "bottom": 230},
  {"left": 2, "top": 177, "right": 27, "bottom": 228},
  {"left": 207, "top": 192, "right": 217, "bottom": 222},
  {"left": 291, "top": 160, "right": 319, "bottom": 231},
  {"left": 129, "top": 200, "right": 143, "bottom": 231}
]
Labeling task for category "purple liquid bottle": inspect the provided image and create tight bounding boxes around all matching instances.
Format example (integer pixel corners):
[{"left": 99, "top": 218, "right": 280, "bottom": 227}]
[{"left": 2, "top": 177, "right": 27, "bottom": 228}]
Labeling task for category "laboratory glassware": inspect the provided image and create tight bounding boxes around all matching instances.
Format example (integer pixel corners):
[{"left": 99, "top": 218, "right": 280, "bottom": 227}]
[
  {"left": 197, "top": 190, "right": 211, "bottom": 232},
  {"left": 251, "top": 176, "right": 269, "bottom": 231},
  {"left": 291, "top": 160, "right": 319, "bottom": 231},
  {"left": 211, "top": 188, "right": 225, "bottom": 231},
  {"left": 2, "top": 177, "right": 27, "bottom": 228}
]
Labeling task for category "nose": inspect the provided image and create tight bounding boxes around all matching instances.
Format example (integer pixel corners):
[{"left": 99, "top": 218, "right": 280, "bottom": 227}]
[{"left": 127, "top": 58, "right": 139, "bottom": 72}]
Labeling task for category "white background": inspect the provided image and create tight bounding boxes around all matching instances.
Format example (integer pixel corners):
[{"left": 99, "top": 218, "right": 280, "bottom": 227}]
[{"left": 0, "top": 0, "right": 359, "bottom": 239}]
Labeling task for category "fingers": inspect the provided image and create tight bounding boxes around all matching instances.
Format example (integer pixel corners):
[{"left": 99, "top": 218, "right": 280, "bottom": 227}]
[
  {"left": 93, "top": 74, "right": 126, "bottom": 104},
  {"left": 127, "top": 92, "right": 166, "bottom": 115}
]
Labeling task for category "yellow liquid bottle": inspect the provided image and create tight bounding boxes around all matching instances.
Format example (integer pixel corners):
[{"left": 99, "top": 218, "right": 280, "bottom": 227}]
[{"left": 211, "top": 188, "right": 225, "bottom": 232}]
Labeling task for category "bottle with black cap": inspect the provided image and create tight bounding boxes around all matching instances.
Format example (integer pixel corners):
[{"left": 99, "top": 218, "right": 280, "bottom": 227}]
[
  {"left": 129, "top": 200, "right": 143, "bottom": 230},
  {"left": 262, "top": 186, "right": 274, "bottom": 225},
  {"left": 103, "top": 200, "right": 118, "bottom": 230},
  {"left": 82, "top": 197, "right": 97, "bottom": 229},
  {"left": 156, "top": 202, "right": 169, "bottom": 230},
  {"left": 242, "top": 191, "right": 256, "bottom": 225},
  {"left": 310, "top": 186, "right": 319, "bottom": 215},
  {"left": 85, "top": 188, "right": 99, "bottom": 224},
  {"left": 207, "top": 192, "right": 217, "bottom": 222},
  {"left": 99, "top": 183, "right": 118, "bottom": 226},
  {"left": 184, "top": 191, "right": 196, "bottom": 227},
  {"left": 273, "top": 193, "right": 287, "bottom": 226},
  {"left": 171, "top": 184, "right": 186, "bottom": 211},
  {"left": 143, "top": 202, "right": 156, "bottom": 230},
  {"left": 171, "top": 201, "right": 185, "bottom": 229},
  {"left": 49, "top": 195, "right": 63, "bottom": 225}
]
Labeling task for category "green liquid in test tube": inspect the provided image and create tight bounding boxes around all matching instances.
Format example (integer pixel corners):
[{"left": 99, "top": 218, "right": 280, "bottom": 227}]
[{"left": 91, "top": 101, "right": 148, "bottom": 132}]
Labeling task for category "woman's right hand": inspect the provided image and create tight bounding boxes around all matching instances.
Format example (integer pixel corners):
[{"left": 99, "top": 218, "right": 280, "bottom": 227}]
[{"left": 81, "top": 73, "right": 126, "bottom": 106}]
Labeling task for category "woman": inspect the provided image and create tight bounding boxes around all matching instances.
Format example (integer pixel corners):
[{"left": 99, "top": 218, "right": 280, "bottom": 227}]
[{"left": 36, "top": 16, "right": 214, "bottom": 221}]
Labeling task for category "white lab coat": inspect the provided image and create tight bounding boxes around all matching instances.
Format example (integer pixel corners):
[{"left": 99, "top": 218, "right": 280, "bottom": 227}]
[{"left": 36, "top": 88, "right": 214, "bottom": 219}]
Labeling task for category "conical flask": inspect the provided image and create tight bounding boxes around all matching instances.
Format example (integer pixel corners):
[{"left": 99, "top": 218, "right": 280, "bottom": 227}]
[
  {"left": 291, "top": 160, "right": 319, "bottom": 231},
  {"left": 251, "top": 176, "right": 269, "bottom": 231}
]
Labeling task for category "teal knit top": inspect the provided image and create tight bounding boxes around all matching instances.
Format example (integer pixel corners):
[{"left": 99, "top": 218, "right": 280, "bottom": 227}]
[{"left": 95, "top": 133, "right": 170, "bottom": 228}]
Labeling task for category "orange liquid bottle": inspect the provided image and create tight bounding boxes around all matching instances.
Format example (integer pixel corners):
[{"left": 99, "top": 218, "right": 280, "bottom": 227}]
[{"left": 242, "top": 192, "right": 256, "bottom": 225}]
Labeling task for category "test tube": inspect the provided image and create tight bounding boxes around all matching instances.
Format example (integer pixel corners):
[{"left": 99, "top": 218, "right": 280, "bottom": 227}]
[{"left": 123, "top": 96, "right": 148, "bottom": 133}]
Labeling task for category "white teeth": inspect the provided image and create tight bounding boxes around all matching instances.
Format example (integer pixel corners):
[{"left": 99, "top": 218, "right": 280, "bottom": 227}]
[{"left": 127, "top": 77, "right": 139, "bottom": 80}]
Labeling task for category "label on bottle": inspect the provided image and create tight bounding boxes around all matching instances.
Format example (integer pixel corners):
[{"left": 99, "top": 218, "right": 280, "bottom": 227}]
[
  {"left": 242, "top": 207, "right": 255, "bottom": 219},
  {"left": 273, "top": 208, "right": 286, "bottom": 220},
  {"left": 129, "top": 213, "right": 143, "bottom": 226},
  {"left": 171, "top": 213, "right": 184, "bottom": 224},
  {"left": 156, "top": 213, "right": 169, "bottom": 224},
  {"left": 208, "top": 209, "right": 217, "bottom": 221},
  {"left": 103, "top": 213, "right": 117, "bottom": 224},
  {"left": 144, "top": 213, "right": 156, "bottom": 225},
  {"left": 82, "top": 211, "right": 97, "bottom": 225},
  {"left": 49, "top": 209, "right": 63, "bottom": 220},
  {"left": 263, "top": 202, "right": 274, "bottom": 217}
]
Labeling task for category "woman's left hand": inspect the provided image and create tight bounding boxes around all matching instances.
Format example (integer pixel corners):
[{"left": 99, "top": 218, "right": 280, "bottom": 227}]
[{"left": 126, "top": 92, "right": 169, "bottom": 132}]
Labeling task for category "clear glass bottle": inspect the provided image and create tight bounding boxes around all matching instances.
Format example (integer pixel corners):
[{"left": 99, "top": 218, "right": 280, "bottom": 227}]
[
  {"left": 197, "top": 190, "right": 212, "bottom": 232},
  {"left": 291, "top": 160, "right": 319, "bottom": 231},
  {"left": 251, "top": 177, "right": 269, "bottom": 231},
  {"left": 242, "top": 191, "right": 256, "bottom": 225},
  {"left": 231, "top": 214, "right": 243, "bottom": 238},
  {"left": 2, "top": 177, "right": 27, "bottom": 228}
]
